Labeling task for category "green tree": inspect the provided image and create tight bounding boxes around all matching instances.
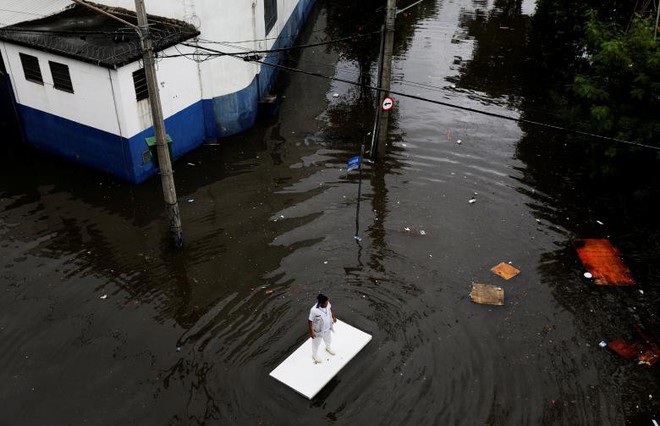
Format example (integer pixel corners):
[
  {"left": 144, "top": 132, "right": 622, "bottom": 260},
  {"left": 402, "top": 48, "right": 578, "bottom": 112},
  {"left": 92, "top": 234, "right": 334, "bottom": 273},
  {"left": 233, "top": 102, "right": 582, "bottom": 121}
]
[{"left": 572, "top": 11, "right": 659, "bottom": 144}]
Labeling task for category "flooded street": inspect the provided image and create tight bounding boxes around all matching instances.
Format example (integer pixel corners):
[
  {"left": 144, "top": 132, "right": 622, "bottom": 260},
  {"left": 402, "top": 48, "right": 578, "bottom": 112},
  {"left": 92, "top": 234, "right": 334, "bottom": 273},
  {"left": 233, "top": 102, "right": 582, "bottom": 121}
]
[{"left": 1, "top": 0, "right": 658, "bottom": 424}]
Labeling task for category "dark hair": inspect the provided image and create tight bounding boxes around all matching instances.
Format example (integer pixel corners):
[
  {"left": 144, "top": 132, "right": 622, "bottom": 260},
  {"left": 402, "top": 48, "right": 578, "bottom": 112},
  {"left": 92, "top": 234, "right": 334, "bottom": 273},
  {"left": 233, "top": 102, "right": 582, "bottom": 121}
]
[{"left": 316, "top": 293, "right": 328, "bottom": 307}]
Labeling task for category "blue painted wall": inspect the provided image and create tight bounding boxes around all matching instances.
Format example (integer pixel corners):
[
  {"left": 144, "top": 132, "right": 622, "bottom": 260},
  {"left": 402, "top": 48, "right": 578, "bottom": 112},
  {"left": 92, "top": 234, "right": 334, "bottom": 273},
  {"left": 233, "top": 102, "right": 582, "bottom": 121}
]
[
  {"left": 18, "top": 100, "right": 207, "bottom": 183},
  {"left": 128, "top": 100, "right": 207, "bottom": 183},
  {"left": 211, "top": 0, "right": 316, "bottom": 138}
]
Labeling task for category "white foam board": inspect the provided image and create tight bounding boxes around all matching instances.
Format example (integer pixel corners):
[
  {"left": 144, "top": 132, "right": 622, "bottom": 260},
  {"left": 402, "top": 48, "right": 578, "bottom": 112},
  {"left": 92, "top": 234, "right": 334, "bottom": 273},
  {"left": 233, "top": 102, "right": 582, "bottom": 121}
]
[{"left": 269, "top": 320, "right": 372, "bottom": 399}]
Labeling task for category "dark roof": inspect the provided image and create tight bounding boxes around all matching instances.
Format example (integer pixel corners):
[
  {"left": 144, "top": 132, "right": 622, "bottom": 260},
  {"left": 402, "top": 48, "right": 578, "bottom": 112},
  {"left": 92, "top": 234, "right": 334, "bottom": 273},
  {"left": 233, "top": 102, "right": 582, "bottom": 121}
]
[{"left": 0, "top": 2, "right": 199, "bottom": 69}]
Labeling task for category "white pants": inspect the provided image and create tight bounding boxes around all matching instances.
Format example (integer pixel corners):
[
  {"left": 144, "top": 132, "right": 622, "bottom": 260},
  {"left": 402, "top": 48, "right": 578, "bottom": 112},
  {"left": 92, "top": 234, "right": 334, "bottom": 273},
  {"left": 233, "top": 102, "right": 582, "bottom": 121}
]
[{"left": 312, "top": 329, "right": 332, "bottom": 356}]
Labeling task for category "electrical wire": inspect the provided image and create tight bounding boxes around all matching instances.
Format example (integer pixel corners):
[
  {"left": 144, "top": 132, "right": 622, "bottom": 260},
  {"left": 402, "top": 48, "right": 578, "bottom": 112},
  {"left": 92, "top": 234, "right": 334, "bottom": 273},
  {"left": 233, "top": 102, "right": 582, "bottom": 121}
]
[
  {"left": 184, "top": 31, "right": 380, "bottom": 57},
  {"left": 0, "top": 27, "right": 138, "bottom": 36},
  {"left": 197, "top": 25, "right": 331, "bottom": 45},
  {"left": 2, "top": 4, "right": 653, "bottom": 149},
  {"left": 164, "top": 43, "right": 658, "bottom": 150},
  {"left": 252, "top": 58, "right": 659, "bottom": 150}
]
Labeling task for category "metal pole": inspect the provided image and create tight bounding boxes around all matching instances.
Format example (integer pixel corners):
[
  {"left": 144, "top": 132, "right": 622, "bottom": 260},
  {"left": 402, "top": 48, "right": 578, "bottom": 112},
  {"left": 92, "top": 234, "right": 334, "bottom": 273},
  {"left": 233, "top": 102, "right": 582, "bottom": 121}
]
[
  {"left": 354, "top": 142, "right": 365, "bottom": 242},
  {"left": 369, "top": 24, "right": 386, "bottom": 157},
  {"left": 375, "top": 0, "right": 396, "bottom": 158},
  {"left": 135, "top": 0, "right": 184, "bottom": 248},
  {"left": 655, "top": 0, "right": 659, "bottom": 40}
]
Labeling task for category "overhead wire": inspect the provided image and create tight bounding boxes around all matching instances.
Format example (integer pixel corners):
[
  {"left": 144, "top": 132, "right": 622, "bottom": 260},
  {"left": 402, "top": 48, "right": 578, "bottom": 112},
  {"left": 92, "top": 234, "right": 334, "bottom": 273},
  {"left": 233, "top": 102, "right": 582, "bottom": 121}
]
[
  {"left": 183, "top": 30, "right": 380, "bottom": 57},
  {"left": 250, "top": 57, "right": 659, "bottom": 150},
  {"left": 2, "top": 4, "right": 653, "bottom": 150},
  {"left": 161, "top": 42, "right": 658, "bottom": 151}
]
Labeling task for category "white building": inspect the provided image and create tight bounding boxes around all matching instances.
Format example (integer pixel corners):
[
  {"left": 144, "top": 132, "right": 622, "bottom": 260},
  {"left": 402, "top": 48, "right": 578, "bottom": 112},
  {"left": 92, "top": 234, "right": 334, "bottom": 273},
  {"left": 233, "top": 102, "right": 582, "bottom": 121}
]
[{"left": 0, "top": 0, "right": 316, "bottom": 182}]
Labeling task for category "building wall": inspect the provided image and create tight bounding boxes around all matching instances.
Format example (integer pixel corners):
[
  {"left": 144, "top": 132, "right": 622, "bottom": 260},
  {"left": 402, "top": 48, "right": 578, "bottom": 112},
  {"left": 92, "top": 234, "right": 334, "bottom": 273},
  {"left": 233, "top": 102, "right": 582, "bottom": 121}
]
[
  {"left": 0, "top": 43, "right": 121, "bottom": 135},
  {"left": 0, "top": 0, "right": 316, "bottom": 182},
  {"left": 101, "top": 0, "right": 316, "bottom": 137},
  {"left": 0, "top": 41, "right": 207, "bottom": 182}
]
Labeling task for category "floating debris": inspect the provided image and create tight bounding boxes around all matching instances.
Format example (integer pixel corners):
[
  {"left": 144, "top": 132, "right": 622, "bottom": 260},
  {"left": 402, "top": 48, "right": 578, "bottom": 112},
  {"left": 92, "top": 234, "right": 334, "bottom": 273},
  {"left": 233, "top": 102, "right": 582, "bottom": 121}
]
[
  {"left": 468, "top": 198, "right": 476, "bottom": 204},
  {"left": 491, "top": 262, "right": 520, "bottom": 280},
  {"left": 607, "top": 339, "right": 638, "bottom": 359},
  {"left": 100, "top": 294, "right": 108, "bottom": 300},
  {"left": 638, "top": 349, "right": 659, "bottom": 367},
  {"left": 603, "top": 323, "right": 660, "bottom": 368},
  {"left": 573, "top": 239, "right": 635, "bottom": 286},
  {"left": 470, "top": 283, "right": 504, "bottom": 306}
]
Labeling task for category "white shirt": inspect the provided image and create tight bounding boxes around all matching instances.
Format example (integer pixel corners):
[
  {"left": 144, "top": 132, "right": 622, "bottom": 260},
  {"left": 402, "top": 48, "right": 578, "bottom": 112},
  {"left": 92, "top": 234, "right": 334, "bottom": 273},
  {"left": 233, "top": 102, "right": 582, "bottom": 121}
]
[{"left": 309, "top": 302, "right": 333, "bottom": 333}]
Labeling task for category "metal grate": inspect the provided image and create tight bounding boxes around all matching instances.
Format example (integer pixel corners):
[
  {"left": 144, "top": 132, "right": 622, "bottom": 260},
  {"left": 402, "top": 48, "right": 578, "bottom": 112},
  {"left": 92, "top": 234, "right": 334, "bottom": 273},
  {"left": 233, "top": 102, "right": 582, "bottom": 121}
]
[
  {"left": 48, "top": 61, "right": 73, "bottom": 93},
  {"left": 19, "top": 52, "right": 42, "bottom": 84},
  {"left": 132, "top": 68, "right": 148, "bottom": 101}
]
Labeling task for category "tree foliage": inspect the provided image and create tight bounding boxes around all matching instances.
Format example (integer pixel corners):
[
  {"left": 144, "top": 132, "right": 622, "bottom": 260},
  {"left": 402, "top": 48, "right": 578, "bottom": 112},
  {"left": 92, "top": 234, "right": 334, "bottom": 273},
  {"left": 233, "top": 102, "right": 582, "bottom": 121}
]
[{"left": 571, "top": 11, "right": 659, "bottom": 142}]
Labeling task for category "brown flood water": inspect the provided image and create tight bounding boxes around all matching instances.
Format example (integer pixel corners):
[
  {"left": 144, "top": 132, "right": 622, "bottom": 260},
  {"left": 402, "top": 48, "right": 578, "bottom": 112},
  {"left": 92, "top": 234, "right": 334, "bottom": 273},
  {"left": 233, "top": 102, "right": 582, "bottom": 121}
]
[{"left": 1, "top": 1, "right": 658, "bottom": 424}]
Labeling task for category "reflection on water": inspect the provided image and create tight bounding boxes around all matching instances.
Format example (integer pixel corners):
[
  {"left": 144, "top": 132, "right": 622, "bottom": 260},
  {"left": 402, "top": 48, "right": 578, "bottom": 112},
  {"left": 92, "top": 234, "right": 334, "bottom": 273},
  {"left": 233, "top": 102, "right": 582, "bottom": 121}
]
[{"left": 0, "top": 1, "right": 658, "bottom": 424}]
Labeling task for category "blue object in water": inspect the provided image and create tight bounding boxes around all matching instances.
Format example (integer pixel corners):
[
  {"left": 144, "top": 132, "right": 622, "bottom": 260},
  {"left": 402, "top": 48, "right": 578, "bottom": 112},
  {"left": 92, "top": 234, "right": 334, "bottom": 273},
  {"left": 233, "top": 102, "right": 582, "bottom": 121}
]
[{"left": 347, "top": 156, "right": 360, "bottom": 171}]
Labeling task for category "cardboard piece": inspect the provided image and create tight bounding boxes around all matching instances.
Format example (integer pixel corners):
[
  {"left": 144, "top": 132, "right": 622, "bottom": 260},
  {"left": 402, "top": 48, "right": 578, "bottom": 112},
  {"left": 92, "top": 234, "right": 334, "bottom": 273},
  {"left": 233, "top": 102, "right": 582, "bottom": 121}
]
[
  {"left": 470, "top": 283, "right": 504, "bottom": 306},
  {"left": 490, "top": 262, "right": 520, "bottom": 280},
  {"left": 269, "top": 320, "right": 372, "bottom": 399}
]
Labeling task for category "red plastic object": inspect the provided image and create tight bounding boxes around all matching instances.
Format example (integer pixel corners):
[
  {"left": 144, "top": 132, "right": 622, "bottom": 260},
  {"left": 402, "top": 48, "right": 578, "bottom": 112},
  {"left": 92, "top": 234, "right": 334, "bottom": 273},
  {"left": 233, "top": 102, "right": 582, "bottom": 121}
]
[
  {"left": 607, "top": 339, "right": 638, "bottom": 359},
  {"left": 573, "top": 239, "right": 635, "bottom": 286},
  {"left": 638, "top": 348, "right": 660, "bottom": 367}
]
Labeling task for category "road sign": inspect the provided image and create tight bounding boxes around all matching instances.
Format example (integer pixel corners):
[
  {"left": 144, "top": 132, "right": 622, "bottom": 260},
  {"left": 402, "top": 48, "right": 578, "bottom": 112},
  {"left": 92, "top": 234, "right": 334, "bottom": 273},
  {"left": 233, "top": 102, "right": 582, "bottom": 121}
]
[{"left": 382, "top": 97, "right": 395, "bottom": 111}]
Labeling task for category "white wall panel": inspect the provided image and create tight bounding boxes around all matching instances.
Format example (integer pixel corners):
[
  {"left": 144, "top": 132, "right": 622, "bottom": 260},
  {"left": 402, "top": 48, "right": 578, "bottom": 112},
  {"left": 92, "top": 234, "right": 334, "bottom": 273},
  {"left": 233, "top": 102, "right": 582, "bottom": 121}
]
[
  {"left": 1, "top": 43, "right": 121, "bottom": 135},
  {"left": 112, "top": 45, "right": 203, "bottom": 138},
  {"left": 97, "top": 0, "right": 307, "bottom": 99}
]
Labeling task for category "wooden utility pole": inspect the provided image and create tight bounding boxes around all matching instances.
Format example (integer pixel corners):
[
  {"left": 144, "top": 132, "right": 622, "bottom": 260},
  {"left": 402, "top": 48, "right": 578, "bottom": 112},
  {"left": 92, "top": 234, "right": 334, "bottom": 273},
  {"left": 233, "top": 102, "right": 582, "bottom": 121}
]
[
  {"left": 375, "top": 0, "right": 397, "bottom": 158},
  {"left": 135, "top": 0, "right": 184, "bottom": 248}
]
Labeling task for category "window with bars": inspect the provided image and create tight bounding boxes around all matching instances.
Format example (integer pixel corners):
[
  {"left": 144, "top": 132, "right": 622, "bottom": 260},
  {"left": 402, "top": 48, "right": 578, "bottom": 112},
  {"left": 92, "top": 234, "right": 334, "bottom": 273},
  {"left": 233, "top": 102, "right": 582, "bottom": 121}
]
[
  {"left": 19, "top": 53, "right": 43, "bottom": 84},
  {"left": 264, "top": 0, "right": 277, "bottom": 34},
  {"left": 132, "top": 68, "right": 148, "bottom": 101},
  {"left": 48, "top": 61, "right": 74, "bottom": 93}
]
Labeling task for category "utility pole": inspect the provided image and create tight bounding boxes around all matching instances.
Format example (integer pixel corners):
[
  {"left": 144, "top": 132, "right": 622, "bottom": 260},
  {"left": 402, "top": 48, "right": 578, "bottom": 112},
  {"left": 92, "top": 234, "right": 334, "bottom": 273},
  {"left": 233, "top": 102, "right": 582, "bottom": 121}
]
[
  {"left": 71, "top": 0, "right": 184, "bottom": 247},
  {"left": 135, "top": 0, "right": 184, "bottom": 248},
  {"left": 375, "top": 0, "right": 397, "bottom": 159}
]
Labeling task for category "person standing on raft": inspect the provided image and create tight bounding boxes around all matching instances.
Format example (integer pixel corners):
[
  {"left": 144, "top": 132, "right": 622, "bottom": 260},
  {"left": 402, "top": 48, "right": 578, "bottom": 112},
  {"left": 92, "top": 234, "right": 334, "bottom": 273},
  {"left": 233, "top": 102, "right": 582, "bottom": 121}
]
[{"left": 308, "top": 293, "right": 337, "bottom": 363}]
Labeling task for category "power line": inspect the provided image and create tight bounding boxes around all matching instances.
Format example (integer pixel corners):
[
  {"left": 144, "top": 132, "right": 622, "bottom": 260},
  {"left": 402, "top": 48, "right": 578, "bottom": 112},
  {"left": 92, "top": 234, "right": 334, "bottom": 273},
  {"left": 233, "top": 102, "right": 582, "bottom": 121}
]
[
  {"left": 0, "top": 27, "right": 138, "bottom": 36},
  {"left": 197, "top": 26, "right": 332, "bottom": 45},
  {"left": 162, "top": 44, "right": 658, "bottom": 151},
  {"left": 254, "top": 59, "right": 659, "bottom": 150},
  {"left": 184, "top": 31, "right": 380, "bottom": 57},
  {"left": 6, "top": 6, "right": 647, "bottom": 150}
]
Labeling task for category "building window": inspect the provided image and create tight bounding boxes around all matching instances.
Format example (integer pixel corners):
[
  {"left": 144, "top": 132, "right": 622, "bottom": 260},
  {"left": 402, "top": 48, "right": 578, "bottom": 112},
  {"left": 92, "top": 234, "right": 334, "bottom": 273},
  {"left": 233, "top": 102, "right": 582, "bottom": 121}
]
[
  {"left": 132, "top": 68, "right": 148, "bottom": 101},
  {"left": 19, "top": 53, "right": 43, "bottom": 84},
  {"left": 264, "top": 0, "right": 277, "bottom": 34},
  {"left": 48, "top": 61, "right": 74, "bottom": 93}
]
